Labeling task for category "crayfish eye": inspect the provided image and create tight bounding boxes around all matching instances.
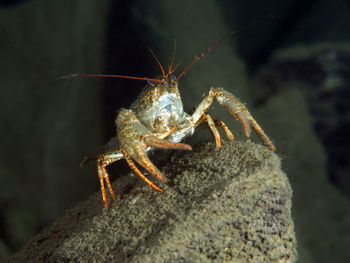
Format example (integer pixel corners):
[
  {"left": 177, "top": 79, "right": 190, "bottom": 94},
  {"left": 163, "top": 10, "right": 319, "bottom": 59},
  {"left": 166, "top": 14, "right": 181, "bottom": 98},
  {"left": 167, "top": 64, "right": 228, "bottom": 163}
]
[
  {"left": 171, "top": 75, "right": 176, "bottom": 80},
  {"left": 147, "top": 80, "right": 153, "bottom": 85}
]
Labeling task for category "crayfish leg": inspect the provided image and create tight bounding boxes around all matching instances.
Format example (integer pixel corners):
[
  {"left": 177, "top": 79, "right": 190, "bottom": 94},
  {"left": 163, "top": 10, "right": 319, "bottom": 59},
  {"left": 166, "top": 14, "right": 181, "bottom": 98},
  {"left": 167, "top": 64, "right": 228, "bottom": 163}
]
[
  {"left": 195, "top": 113, "right": 235, "bottom": 147},
  {"left": 97, "top": 154, "right": 117, "bottom": 207},
  {"left": 215, "top": 120, "right": 234, "bottom": 140},
  {"left": 120, "top": 147, "right": 162, "bottom": 192},
  {"left": 195, "top": 113, "right": 222, "bottom": 147}
]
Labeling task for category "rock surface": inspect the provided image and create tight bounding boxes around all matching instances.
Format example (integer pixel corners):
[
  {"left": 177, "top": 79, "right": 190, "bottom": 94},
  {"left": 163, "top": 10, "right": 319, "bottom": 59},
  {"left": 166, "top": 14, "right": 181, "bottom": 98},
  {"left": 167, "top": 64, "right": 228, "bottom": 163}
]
[{"left": 9, "top": 140, "right": 297, "bottom": 263}]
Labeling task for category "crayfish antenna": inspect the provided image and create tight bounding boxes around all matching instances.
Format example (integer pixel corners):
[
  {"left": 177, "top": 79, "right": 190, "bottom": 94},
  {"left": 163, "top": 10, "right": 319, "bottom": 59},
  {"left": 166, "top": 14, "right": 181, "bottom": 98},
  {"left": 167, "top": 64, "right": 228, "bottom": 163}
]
[
  {"left": 59, "top": 73, "right": 78, "bottom": 80},
  {"left": 175, "top": 24, "right": 251, "bottom": 82},
  {"left": 167, "top": 39, "right": 177, "bottom": 76},
  {"left": 148, "top": 47, "right": 166, "bottom": 78},
  {"left": 59, "top": 73, "right": 165, "bottom": 84}
]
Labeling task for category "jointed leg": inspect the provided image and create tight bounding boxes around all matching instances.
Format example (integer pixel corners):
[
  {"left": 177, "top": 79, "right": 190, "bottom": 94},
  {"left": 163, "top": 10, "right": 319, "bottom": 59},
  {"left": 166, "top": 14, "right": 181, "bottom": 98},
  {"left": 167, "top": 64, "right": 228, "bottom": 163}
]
[
  {"left": 215, "top": 120, "right": 234, "bottom": 140},
  {"left": 129, "top": 134, "right": 192, "bottom": 183},
  {"left": 195, "top": 113, "right": 235, "bottom": 147},
  {"left": 213, "top": 88, "right": 274, "bottom": 150},
  {"left": 116, "top": 109, "right": 192, "bottom": 198},
  {"left": 157, "top": 125, "right": 177, "bottom": 139},
  {"left": 195, "top": 113, "right": 222, "bottom": 147},
  {"left": 97, "top": 153, "right": 119, "bottom": 207},
  {"left": 120, "top": 148, "right": 163, "bottom": 192},
  {"left": 191, "top": 87, "right": 275, "bottom": 151}
]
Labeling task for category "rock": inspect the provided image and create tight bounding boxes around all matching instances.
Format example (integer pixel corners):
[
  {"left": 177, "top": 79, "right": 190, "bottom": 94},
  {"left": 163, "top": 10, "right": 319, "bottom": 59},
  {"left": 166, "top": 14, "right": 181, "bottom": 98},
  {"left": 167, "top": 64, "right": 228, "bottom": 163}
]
[{"left": 9, "top": 140, "right": 297, "bottom": 263}]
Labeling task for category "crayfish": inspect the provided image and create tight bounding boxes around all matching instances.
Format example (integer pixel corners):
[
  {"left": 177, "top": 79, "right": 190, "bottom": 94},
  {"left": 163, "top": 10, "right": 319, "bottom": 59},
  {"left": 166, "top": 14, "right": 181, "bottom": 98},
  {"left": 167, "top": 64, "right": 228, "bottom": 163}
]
[{"left": 64, "top": 31, "right": 275, "bottom": 207}]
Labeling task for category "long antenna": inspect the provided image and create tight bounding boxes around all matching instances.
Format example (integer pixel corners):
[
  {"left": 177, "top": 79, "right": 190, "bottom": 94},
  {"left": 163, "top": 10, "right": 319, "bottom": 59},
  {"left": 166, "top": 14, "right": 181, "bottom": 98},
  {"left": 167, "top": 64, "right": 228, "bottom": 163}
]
[
  {"left": 148, "top": 47, "right": 166, "bottom": 77},
  {"left": 60, "top": 73, "right": 164, "bottom": 84},
  {"left": 61, "top": 24, "right": 251, "bottom": 84},
  {"left": 175, "top": 25, "right": 251, "bottom": 82},
  {"left": 167, "top": 39, "right": 177, "bottom": 76}
]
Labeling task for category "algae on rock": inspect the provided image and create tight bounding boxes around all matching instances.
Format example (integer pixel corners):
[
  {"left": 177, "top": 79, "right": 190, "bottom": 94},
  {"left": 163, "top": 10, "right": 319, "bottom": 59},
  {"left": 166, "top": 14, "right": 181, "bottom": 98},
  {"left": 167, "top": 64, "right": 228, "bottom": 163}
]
[{"left": 10, "top": 140, "right": 297, "bottom": 263}]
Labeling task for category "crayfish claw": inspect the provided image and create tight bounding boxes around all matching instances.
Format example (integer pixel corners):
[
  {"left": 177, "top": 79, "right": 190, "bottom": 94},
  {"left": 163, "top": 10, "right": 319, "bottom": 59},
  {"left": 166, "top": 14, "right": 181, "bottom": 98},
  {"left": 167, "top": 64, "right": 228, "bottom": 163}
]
[
  {"left": 210, "top": 87, "right": 275, "bottom": 151},
  {"left": 248, "top": 117, "right": 275, "bottom": 151},
  {"left": 143, "top": 135, "right": 192, "bottom": 151},
  {"left": 235, "top": 112, "right": 251, "bottom": 138},
  {"left": 130, "top": 145, "right": 166, "bottom": 182},
  {"left": 120, "top": 147, "right": 164, "bottom": 190}
]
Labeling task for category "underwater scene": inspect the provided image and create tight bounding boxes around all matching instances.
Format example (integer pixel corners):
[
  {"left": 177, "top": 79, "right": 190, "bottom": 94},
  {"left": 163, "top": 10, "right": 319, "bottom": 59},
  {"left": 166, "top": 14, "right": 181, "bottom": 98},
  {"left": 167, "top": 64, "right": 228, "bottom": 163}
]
[{"left": 0, "top": 0, "right": 349, "bottom": 262}]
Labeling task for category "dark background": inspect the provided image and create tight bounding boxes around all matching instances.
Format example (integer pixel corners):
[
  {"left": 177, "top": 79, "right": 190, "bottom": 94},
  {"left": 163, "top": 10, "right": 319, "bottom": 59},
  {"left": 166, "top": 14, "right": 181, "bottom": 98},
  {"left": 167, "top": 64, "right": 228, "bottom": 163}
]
[{"left": 0, "top": 0, "right": 349, "bottom": 262}]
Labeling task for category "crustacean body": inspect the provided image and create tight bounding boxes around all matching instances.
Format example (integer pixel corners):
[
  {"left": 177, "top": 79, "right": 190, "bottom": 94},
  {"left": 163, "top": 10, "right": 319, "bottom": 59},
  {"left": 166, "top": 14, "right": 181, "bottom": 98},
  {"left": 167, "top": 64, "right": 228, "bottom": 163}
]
[{"left": 75, "top": 32, "right": 275, "bottom": 207}]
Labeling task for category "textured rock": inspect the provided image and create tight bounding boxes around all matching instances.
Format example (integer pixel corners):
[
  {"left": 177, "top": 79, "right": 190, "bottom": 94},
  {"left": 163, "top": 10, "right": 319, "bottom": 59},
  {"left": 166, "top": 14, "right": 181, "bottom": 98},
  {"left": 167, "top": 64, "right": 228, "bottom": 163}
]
[{"left": 9, "top": 140, "right": 297, "bottom": 263}]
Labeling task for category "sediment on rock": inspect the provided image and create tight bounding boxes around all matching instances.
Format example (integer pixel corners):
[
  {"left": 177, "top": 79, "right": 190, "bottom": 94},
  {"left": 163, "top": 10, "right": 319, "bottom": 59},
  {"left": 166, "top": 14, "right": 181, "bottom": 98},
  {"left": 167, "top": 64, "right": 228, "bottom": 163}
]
[{"left": 9, "top": 140, "right": 297, "bottom": 263}]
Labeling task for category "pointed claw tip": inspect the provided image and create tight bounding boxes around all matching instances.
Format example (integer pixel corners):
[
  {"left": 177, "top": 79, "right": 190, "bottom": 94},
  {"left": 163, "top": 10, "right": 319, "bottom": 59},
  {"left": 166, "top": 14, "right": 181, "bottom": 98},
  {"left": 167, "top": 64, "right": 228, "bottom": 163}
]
[{"left": 243, "top": 123, "right": 251, "bottom": 138}]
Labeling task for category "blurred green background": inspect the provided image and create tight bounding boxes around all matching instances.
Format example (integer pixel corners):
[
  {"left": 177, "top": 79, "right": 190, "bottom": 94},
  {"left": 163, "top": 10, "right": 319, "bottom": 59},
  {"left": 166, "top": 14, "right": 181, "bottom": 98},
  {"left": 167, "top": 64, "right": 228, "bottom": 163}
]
[{"left": 0, "top": 0, "right": 349, "bottom": 262}]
